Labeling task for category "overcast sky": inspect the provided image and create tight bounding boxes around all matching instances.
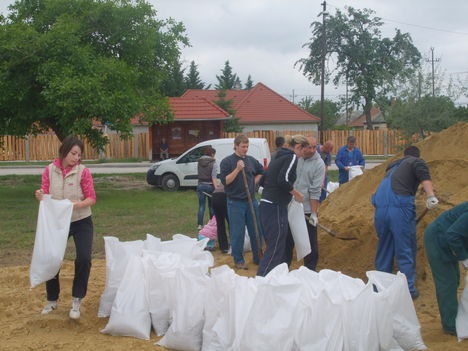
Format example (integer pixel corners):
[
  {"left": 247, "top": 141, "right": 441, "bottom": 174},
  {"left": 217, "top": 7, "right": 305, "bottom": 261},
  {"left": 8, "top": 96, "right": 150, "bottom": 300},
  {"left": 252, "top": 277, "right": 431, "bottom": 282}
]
[{"left": 1, "top": 0, "right": 467, "bottom": 105}]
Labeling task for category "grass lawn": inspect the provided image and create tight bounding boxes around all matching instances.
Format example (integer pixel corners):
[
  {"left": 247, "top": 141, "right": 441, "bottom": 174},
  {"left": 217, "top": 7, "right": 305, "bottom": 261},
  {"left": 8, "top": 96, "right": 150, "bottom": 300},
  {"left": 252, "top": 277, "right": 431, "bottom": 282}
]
[{"left": 0, "top": 170, "right": 338, "bottom": 266}]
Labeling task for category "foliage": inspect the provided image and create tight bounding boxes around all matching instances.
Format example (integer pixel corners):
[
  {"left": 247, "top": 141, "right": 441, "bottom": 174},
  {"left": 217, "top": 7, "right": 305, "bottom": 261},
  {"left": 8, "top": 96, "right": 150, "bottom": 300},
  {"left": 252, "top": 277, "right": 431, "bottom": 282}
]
[
  {"left": 184, "top": 60, "right": 210, "bottom": 90},
  {"left": 244, "top": 75, "right": 254, "bottom": 90},
  {"left": 297, "top": 6, "right": 421, "bottom": 130},
  {"left": 161, "top": 60, "right": 186, "bottom": 97},
  {"left": 0, "top": 0, "right": 188, "bottom": 150},
  {"left": 297, "top": 97, "right": 340, "bottom": 130},
  {"left": 214, "top": 90, "right": 242, "bottom": 132},
  {"left": 386, "top": 95, "right": 458, "bottom": 140},
  {"left": 215, "top": 60, "right": 239, "bottom": 90}
]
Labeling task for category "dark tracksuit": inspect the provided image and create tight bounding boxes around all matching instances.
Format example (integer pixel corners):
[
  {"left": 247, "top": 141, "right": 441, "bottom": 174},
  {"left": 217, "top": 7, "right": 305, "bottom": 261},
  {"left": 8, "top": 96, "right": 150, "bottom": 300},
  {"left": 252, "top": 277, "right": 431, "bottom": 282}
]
[
  {"left": 212, "top": 189, "right": 229, "bottom": 252},
  {"left": 424, "top": 202, "right": 468, "bottom": 334},
  {"left": 257, "top": 147, "right": 298, "bottom": 277},
  {"left": 372, "top": 156, "right": 431, "bottom": 298}
]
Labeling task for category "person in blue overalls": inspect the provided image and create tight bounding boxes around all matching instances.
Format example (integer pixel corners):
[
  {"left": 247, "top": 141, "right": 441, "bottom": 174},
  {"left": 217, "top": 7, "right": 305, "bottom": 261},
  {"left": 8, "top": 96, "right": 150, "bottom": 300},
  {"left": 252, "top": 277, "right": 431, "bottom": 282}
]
[
  {"left": 335, "top": 136, "right": 365, "bottom": 184},
  {"left": 372, "top": 146, "right": 438, "bottom": 299}
]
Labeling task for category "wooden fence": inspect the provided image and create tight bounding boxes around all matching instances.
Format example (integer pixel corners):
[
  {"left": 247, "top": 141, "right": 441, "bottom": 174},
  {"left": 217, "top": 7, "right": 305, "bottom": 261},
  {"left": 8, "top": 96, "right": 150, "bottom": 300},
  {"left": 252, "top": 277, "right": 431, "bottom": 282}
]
[
  {"left": 224, "top": 129, "right": 407, "bottom": 155},
  {"left": 1, "top": 129, "right": 408, "bottom": 161},
  {"left": 0, "top": 133, "right": 150, "bottom": 161}
]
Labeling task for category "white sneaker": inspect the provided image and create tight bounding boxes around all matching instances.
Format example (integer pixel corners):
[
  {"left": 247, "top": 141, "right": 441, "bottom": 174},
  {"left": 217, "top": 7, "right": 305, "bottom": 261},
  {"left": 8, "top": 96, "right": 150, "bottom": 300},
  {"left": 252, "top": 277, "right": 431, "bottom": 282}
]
[
  {"left": 41, "top": 301, "right": 57, "bottom": 315},
  {"left": 69, "top": 297, "right": 81, "bottom": 319},
  {"left": 197, "top": 225, "right": 203, "bottom": 230}
]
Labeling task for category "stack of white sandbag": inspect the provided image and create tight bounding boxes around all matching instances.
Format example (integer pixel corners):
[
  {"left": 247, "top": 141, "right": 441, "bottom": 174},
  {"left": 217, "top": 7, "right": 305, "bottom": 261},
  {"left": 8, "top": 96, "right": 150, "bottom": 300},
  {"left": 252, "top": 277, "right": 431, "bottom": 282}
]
[
  {"left": 98, "top": 234, "right": 426, "bottom": 351},
  {"left": 99, "top": 233, "right": 213, "bottom": 346}
]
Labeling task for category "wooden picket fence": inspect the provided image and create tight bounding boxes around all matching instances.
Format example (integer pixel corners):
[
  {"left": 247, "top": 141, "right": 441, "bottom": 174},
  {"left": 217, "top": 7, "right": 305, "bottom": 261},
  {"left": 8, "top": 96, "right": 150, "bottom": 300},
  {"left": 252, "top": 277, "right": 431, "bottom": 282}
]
[
  {"left": 0, "top": 129, "right": 409, "bottom": 161},
  {"left": 0, "top": 133, "right": 150, "bottom": 161},
  {"left": 224, "top": 129, "right": 407, "bottom": 155}
]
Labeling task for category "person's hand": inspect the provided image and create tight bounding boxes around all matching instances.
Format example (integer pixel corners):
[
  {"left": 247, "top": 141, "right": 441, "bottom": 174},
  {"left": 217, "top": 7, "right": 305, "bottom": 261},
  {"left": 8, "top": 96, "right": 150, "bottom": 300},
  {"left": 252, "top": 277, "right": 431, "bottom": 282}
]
[
  {"left": 344, "top": 166, "right": 350, "bottom": 171},
  {"left": 426, "top": 195, "right": 439, "bottom": 210},
  {"left": 236, "top": 160, "right": 245, "bottom": 172},
  {"left": 35, "top": 189, "right": 44, "bottom": 201},
  {"left": 294, "top": 192, "right": 304, "bottom": 203},
  {"left": 463, "top": 259, "right": 468, "bottom": 270},
  {"left": 308, "top": 212, "right": 318, "bottom": 227},
  {"left": 258, "top": 186, "right": 264, "bottom": 195},
  {"left": 71, "top": 200, "right": 82, "bottom": 209}
]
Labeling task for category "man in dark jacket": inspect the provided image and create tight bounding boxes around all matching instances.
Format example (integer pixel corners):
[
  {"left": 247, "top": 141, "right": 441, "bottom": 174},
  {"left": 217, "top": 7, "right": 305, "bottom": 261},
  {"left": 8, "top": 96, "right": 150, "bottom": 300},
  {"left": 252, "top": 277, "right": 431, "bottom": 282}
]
[
  {"left": 220, "top": 135, "right": 264, "bottom": 270},
  {"left": 373, "top": 146, "right": 438, "bottom": 299}
]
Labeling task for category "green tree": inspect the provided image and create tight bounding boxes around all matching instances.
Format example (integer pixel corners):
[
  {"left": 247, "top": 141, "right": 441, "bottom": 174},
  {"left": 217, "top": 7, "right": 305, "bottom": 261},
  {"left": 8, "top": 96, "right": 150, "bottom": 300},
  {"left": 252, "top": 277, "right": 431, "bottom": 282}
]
[
  {"left": 244, "top": 75, "right": 254, "bottom": 90},
  {"left": 297, "top": 7, "right": 421, "bottom": 130},
  {"left": 214, "top": 90, "right": 242, "bottom": 132},
  {"left": 215, "top": 60, "right": 239, "bottom": 90},
  {"left": 297, "top": 97, "right": 340, "bottom": 130},
  {"left": 0, "top": 0, "right": 188, "bottom": 150},
  {"left": 184, "top": 60, "right": 210, "bottom": 89},
  {"left": 161, "top": 60, "right": 186, "bottom": 97},
  {"left": 386, "top": 95, "right": 457, "bottom": 140}
]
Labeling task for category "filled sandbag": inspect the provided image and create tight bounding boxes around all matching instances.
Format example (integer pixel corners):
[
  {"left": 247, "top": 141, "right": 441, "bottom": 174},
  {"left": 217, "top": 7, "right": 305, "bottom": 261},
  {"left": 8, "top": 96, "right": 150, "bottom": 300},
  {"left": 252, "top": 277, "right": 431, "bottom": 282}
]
[
  {"left": 30, "top": 195, "right": 73, "bottom": 288},
  {"left": 101, "top": 255, "right": 151, "bottom": 340},
  {"left": 98, "top": 237, "right": 144, "bottom": 317},
  {"left": 349, "top": 165, "right": 363, "bottom": 180}
]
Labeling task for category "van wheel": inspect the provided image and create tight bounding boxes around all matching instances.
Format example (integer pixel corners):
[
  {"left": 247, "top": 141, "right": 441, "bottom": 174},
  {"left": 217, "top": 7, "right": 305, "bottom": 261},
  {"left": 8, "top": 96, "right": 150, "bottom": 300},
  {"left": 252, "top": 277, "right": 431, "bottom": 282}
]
[{"left": 161, "top": 174, "right": 180, "bottom": 191}]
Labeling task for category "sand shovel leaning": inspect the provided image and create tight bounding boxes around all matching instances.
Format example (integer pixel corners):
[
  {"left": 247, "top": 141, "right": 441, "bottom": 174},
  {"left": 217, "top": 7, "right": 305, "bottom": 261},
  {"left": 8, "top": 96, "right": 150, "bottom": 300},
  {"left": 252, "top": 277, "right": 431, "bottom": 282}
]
[
  {"left": 305, "top": 214, "right": 358, "bottom": 241},
  {"left": 241, "top": 168, "right": 263, "bottom": 259}
]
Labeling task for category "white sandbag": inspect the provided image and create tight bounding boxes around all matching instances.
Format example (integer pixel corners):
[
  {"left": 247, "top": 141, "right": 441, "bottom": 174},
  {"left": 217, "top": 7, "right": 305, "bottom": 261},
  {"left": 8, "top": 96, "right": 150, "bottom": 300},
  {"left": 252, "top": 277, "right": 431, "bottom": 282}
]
[
  {"left": 202, "top": 265, "right": 237, "bottom": 351},
  {"left": 287, "top": 200, "right": 311, "bottom": 260},
  {"left": 366, "top": 270, "right": 427, "bottom": 350},
  {"left": 101, "top": 255, "right": 151, "bottom": 340},
  {"left": 157, "top": 265, "right": 210, "bottom": 351},
  {"left": 240, "top": 264, "right": 302, "bottom": 351},
  {"left": 244, "top": 228, "right": 252, "bottom": 252},
  {"left": 326, "top": 181, "right": 339, "bottom": 194},
  {"left": 98, "top": 237, "right": 144, "bottom": 317},
  {"left": 30, "top": 195, "right": 73, "bottom": 288},
  {"left": 143, "top": 233, "right": 162, "bottom": 250},
  {"left": 456, "top": 271, "right": 468, "bottom": 341},
  {"left": 143, "top": 250, "right": 181, "bottom": 336},
  {"left": 349, "top": 165, "right": 363, "bottom": 180}
]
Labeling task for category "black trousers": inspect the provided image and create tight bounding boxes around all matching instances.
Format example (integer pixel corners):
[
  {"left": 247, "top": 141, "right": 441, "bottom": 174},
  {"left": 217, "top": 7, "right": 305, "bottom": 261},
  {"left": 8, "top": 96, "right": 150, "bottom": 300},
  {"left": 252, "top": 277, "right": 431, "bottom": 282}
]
[
  {"left": 212, "top": 192, "right": 230, "bottom": 251},
  {"left": 46, "top": 216, "right": 93, "bottom": 301},
  {"left": 285, "top": 216, "right": 318, "bottom": 271}
]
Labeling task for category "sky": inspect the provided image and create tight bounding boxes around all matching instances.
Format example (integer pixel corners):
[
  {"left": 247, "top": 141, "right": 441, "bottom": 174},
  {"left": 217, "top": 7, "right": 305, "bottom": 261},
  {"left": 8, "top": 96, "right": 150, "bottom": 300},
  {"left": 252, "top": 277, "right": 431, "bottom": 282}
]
[{"left": 1, "top": 0, "right": 468, "bottom": 106}]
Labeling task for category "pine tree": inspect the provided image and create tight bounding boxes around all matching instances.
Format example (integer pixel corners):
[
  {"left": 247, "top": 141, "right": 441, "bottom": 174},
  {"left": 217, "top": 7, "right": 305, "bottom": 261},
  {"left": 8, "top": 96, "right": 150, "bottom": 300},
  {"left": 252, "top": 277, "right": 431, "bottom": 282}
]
[
  {"left": 161, "top": 60, "right": 186, "bottom": 97},
  {"left": 244, "top": 75, "right": 254, "bottom": 90},
  {"left": 214, "top": 90, "right": 243, "bottom": 132},
  {"left": 215, "top": 60, "right": 239, "bottom": 90},
  {"left": 185, "top": 61, "right": 210, "bottom": 89}
]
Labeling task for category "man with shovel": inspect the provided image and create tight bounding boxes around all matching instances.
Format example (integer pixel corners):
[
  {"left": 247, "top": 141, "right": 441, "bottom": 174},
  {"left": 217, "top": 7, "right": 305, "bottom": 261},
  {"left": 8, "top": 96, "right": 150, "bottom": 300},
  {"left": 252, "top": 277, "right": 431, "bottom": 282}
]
[
  {"left": 372, "top": 146, "right": 438, "bottom": 299},
  {"left": 220, "top": 135, "right": 264, "bottom": 270},
  {"left": 284, "top": 136, "right": 325, "bottom": 271}
]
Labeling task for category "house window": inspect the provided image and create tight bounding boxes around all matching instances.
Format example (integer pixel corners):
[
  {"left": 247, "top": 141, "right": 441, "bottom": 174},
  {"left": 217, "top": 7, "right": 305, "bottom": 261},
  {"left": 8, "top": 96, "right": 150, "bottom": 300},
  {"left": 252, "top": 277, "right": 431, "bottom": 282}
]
[{"left": 171, "top": 127, "right": 182, "bottom": 139}]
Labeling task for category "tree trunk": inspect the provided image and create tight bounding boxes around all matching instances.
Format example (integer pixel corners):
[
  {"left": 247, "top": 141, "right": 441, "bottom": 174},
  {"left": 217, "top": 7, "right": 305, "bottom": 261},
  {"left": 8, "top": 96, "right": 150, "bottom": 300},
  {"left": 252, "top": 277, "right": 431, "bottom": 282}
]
[{"left": 364, "top": 100, "right": 374, "bottom": 130}]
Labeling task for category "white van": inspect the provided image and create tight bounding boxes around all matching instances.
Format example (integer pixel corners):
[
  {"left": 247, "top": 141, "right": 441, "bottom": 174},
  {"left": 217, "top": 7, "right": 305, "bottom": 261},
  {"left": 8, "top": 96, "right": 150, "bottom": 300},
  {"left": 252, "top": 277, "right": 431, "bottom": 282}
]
[{"left": 147, "top": 138, "right": 270, "bottom": 191}]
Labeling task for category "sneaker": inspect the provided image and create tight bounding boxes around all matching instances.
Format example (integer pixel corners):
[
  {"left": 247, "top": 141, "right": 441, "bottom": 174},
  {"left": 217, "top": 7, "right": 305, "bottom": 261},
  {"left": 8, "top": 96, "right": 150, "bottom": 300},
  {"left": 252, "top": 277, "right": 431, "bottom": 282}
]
[
  {"left": 69, "top": 297, "right": 81, "bottom": 320},
  {"left": 235, "top": 262, "right": 248, "bottom": 270},
  {"left": 197, "top": 225, "right": 203, "bottom": 230},
  {"left": 41, "top": 301, "right": 57, "bottom": 315}
]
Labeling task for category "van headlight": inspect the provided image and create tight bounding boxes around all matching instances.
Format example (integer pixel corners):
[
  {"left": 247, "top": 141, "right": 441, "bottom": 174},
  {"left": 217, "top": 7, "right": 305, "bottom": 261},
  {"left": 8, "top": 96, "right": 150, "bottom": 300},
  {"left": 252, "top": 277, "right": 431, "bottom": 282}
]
[{"left": 150, "top": 164, "right": 160, "bottom": 172}]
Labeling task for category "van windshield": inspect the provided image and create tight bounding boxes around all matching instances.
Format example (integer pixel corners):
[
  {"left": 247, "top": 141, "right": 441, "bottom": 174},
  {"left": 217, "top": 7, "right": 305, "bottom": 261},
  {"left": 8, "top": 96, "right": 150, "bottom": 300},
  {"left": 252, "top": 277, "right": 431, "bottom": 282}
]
[{"left": 177, "top": 145, "right": 212, "bottom": 164}]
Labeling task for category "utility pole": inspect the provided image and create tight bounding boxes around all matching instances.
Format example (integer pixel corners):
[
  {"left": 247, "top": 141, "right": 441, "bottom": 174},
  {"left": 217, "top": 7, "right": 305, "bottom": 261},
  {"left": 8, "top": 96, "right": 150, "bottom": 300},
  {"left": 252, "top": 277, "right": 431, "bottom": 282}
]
[
  {"left": 319, "top": 1, "right": 327, "bottom": 144},
  {"left": 426, "top": 47, "right": 440, "bottom": 97},
  {"left": 292, "top": 89, "right": 295, "bottom": 104}
]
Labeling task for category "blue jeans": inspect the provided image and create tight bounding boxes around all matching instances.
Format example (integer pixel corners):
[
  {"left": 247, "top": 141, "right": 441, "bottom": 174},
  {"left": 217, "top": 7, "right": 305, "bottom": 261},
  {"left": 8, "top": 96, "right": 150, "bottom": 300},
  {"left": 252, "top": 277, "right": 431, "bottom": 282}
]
[
  {"left": 197, "top": 183, "right": 214, "bottom": 226},
  {"left": 227, "top": 199, "right": 260, "bottom": 264}
]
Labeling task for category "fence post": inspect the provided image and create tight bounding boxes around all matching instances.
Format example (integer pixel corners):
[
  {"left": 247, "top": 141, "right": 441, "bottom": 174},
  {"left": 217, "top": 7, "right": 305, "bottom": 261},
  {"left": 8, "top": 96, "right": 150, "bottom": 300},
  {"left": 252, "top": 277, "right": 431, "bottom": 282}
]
[
  {"left": 25, "top": 135, "right": 30, "bottom": 162},
  {"left": 383, "top": 129, "right": 388, "bottom": 157}
]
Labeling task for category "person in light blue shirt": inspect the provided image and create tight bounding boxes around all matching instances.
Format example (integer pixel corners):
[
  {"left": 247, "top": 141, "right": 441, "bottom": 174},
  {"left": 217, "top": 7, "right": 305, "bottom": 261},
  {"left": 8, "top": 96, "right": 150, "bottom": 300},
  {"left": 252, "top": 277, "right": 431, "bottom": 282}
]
[{"left": 335, "top": 136, "right": 365, "bottom": 184}]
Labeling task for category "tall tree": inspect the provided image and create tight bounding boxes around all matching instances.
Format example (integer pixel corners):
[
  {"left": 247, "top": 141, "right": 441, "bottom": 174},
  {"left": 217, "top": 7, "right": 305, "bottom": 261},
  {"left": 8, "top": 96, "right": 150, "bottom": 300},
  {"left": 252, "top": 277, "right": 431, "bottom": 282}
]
[
  {"left": 215, "top": 60, "right": 239, "bottom": 90},
  {"left": 161, "top": 60, "right": 186, "bottom": 97},
  {"left": 297, "top": 7, "right": 421, "bottom": 130},
  {"left": 244, "top": 75, "right": 254, "bottom": 90},
  {"left": 0, "top": 0, "right": 188, "bottom": 150},
  {"left": 185, "top": 60, "right": 210, "bottom": 89},
  {"left": 214, "top": 90, "right": 242, "bottom": 132},
  {"left": 297, "top": 97, "right": 341, "bottom": 130},
  {"left": 234, "top": 77, "right": 242, "bottom": 90}
]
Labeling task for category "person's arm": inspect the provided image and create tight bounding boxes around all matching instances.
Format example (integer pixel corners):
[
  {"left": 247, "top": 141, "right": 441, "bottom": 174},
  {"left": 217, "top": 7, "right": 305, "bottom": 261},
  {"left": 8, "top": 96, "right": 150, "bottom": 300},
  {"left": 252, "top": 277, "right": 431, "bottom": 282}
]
[
  {"left": 277, "top": 154, "right": 297, "bottom": 193},
  {"left": 445, "top": 212, "right": 468, "bottom": 261},
  {"left": 290, "top": 188, "right": 304, "bottom": 203},
  {"left": 74, "top": 168, "right": 96, "bottom": 209},
  {"left": 309, "top": 162, "right": 325, "bottom": 203},
  {"left": 421, "top": 180, "right": 434, "bottom": 196},
  {"left": 225, "top": 160, "right": 244, "bottom": 185},
  {"left": 253, "top": 158, "right": 265, "bottom": 185},
  {"left": 34, "top": 166, "right": 50, "bottom": 201},
  {"left": 211, "top": 162, "right": 218, "bottom": 186},
  {"left": 335, "top": 148, "right": 346, "bottom": 170}
]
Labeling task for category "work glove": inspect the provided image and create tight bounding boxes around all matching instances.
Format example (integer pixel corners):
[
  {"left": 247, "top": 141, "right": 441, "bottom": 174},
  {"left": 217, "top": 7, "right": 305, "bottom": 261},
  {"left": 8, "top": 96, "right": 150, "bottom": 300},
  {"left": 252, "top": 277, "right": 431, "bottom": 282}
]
[
  {"left": 308, "top": 212, "right": 318, "bottom": 227},
  {"left": 463, "top": 259, "right": 468, "bottom": 270},
  {"left": 258, "top": 186, "right": 264, "bottom": 195},
  {"left": 426, "top": 195, "right": 439, "bottom": 209}
]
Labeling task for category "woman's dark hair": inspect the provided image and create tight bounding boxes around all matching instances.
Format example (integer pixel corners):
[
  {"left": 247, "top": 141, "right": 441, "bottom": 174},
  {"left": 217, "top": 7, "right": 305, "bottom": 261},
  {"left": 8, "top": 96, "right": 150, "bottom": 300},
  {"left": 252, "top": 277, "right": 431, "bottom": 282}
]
[
  {"left": 275, "top": 136, "right": 285, "bottom": 148},
  {"left": 203, "top": 146, "right": 216, "bottom": 156},
  {"left": 59, "top": 135, "right": 84, "bottom": 160}
]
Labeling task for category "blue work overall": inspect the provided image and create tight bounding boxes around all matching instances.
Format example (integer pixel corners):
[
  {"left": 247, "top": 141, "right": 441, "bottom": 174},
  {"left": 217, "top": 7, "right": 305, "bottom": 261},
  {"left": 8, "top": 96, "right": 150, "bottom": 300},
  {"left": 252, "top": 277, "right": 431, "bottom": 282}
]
[{"left": 372, "top": 160, "right": 418, "bottom": 296}]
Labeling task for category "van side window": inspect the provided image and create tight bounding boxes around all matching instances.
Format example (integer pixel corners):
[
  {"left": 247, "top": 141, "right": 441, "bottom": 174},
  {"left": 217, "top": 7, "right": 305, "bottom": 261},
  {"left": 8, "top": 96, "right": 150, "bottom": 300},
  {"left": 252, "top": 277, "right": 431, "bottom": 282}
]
[{"left": 177, "top": 146, "right": 211, "bottom": 164}]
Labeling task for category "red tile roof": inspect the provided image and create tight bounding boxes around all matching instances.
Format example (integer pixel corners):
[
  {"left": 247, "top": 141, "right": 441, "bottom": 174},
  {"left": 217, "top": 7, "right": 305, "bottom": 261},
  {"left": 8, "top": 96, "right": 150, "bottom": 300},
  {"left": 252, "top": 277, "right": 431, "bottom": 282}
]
[
  {"left": 182, "top": 82, "right": 320, "bottom": 124},
  {"left": 167, "top": 97, "right": 230, "bottom": 120},
  {"left": 349, "top": 107, "right": 381, "bottom": 127}
]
